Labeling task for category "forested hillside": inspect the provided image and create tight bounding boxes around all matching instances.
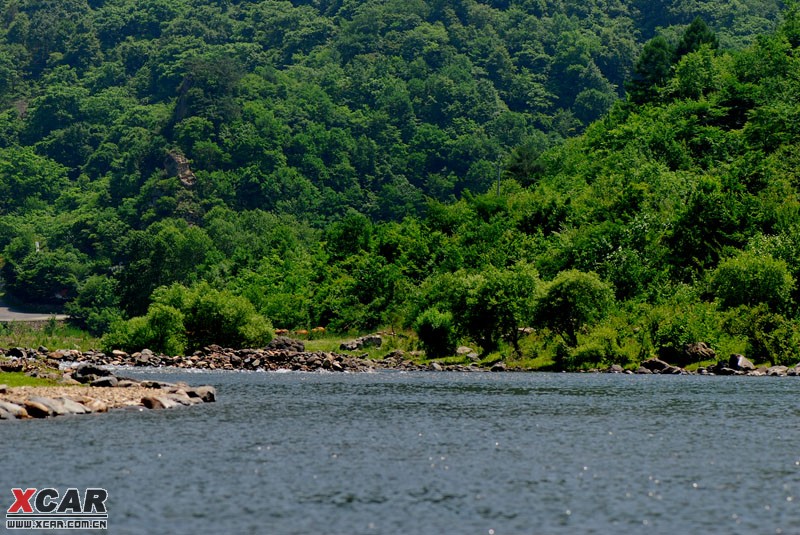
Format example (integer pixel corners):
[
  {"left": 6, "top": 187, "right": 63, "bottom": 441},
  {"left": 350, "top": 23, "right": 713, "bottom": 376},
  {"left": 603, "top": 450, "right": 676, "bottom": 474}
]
[{"left": 1, "top": 0, "right": 797, "bottom": 368}]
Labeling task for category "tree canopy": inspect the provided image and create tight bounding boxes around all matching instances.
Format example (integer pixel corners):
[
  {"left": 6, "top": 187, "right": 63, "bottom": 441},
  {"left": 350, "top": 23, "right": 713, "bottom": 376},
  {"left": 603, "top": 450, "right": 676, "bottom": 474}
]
[{"left": 3, "top": 0, "right": 800, "bottom": 369}]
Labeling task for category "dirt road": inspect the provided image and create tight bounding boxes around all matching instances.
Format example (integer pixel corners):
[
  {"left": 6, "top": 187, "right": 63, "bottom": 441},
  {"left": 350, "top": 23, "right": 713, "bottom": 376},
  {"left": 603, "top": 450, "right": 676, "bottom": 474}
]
[{"left": 0, "top": 299, "right": 68, "bottom": 322}]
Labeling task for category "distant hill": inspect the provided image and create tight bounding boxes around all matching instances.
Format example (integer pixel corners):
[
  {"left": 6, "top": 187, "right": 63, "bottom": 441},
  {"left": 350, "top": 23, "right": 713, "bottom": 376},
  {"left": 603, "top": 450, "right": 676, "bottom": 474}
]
[{"left": 2, "top": 1, "right": 799, "bottom": 369}]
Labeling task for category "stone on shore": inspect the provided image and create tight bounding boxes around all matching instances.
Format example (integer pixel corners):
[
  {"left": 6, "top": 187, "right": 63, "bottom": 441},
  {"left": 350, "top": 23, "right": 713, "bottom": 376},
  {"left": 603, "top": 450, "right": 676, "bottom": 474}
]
[{"left": 0, "top": 400, "right": 28, "bottom": 418}]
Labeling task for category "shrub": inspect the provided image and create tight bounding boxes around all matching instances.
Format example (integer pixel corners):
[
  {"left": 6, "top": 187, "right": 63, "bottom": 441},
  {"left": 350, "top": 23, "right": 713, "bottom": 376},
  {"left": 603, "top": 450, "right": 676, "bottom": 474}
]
[
  {"left": 101, "top": 305, "right": 186, "bottom": 356},
  {"left": 414, "top": 307, "right": 457, "bottom": 358},
  {"left": 724, "top": 304, "right": 800, "bottom": 366},
  {"left": 152, "top": 282, "right": 273, "bottom": 351},
  {"left": 709, "top": 251, "right": 794, "bottom": 312},
  {"left": 102, "top": 282, "right": 272, "bottom": 354}
]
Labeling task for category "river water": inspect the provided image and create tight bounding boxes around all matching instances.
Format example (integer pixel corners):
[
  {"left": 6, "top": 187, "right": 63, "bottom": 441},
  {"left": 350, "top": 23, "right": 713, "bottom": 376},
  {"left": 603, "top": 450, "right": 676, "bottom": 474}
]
[{"left": 2, "top": 370, "right": 800, "bottom": 534}]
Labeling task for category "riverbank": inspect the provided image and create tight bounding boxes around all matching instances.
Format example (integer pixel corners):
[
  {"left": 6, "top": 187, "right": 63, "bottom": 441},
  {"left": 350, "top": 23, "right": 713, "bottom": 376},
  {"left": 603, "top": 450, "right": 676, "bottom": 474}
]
[{"left": 3, "top": 332, "right": 799, "bottom": 378}]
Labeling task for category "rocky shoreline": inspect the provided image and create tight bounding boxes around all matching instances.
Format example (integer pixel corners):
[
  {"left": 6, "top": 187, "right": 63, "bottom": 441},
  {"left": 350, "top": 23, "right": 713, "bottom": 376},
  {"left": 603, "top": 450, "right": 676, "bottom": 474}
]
[
  {"left": 0, "top": 361, "right": 216, "bottom": 421},
  {"left": 2, "top": 337, "right": 799, "bottom": 421},
  {"left": 1, "top": 336, "right": 483, "bottom": 375}
]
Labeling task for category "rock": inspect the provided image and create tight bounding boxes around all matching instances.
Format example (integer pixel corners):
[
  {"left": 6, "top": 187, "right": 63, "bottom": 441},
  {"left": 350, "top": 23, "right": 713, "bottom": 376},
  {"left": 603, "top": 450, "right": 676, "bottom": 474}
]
[
  {"left": 767, "top": 365, "right": 788, "bottom": 376},
  {"left": 79, "top": 398, "right": 108, "bottom": 413},
  {"left": 683, "top": 342, "right": 716, "bottom": 363},
  {"left": 116, "top": 379, "right": 140, "bottom": 388},
  {"left": 608, "top": 364, "right": 625, "bottom": 373},
  {"left": 641, "top": 358, "right": 670, "bottom": 373},
  {"left": 140, "top": 380, "right": 176, "bottom": 389},
  {"left": 141, "top": 396, "right": 180, "bottom": 410},
  {"left": 0, "top": 360, "right": 23, "bottom": 372},
  {"left": 73, "top": 363, "right": 114, "bottom": 384},
  {"left": 59, "top": 376, "right": 82, "bottom": 385},
  {"left": 0, "top": 384, "right": 6, "bottom": 394},
  {"left": 491, "top": 362, "right": 507, "bottom": 372},
  {"left": 28, "top": 396, "right": 70, "bottom": 416},
  {"left": 383, "top": 350, "right": 405, "bottom": 360},
  {"left": 728, "top": 354, "right": 755, "bottom": 371},
  {"left": 266, "top": 336, "right": 305, "bottom": 352},
  {"left": 0, "top": 400, "right": 28, "bottom": 418},
  {"left": 187, "top": 385, "right": 216, "bottom": 403},
  {"left": 23, "top": 399, "right": 53, "bottom": 418},
  {"left": 360, "top": 335, "right": 382, "bottom": 348},
  {"left": 456, "top": 346, "right": 474, "bottom": 356},
  {"left": 431, "top": 362, "right": 443, "bottom": 371},
  {"left": 7, "top": 347, "right": 26, "bottom": 359},
  {"left": 91, "top": 376, "right": 119, "bottom": 388},
  {"left": 165, "top": 150, "right": 196, "bottom": 187},
  {"left": 635, "top": 366, "right": 652, "bottom": 374},
  {"left": 58, "top": 397, "right": 89, "bottom": 415},
  {"left": 0, "top": 406, "right": 14, "bottom": 419},
  {"left": 164, "top": 391, "right": 194, "bottom": 406},
  {"left": 339, "top": 340, "right": 360, "bottom": 351}
]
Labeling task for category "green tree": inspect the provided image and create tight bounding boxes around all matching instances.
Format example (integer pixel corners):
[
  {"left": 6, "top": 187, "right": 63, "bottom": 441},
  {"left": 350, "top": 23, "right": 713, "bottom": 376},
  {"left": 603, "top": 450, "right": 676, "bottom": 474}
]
[
  {"left": 675, "top": 17, "right": 719, "bottom": 61},
  {"left": 533, "top": 270, "right": 614, "bottom": 346},
  {"left": 626, "top": 36, "right": 674, "bottom": 104}
]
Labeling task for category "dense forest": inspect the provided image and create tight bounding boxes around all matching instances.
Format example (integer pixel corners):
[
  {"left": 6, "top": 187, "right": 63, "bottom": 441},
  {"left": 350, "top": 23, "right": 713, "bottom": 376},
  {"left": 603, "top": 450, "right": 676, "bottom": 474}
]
[{"left": 1, "top": 0, "right": 799, "bottom": 369}]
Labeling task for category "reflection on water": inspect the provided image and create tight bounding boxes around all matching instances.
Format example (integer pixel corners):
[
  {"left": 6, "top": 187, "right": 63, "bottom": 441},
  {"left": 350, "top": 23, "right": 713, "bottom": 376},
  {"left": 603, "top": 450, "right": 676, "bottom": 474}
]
[{"left": 2, "top": 370, "right": 799, "bottom": 534}]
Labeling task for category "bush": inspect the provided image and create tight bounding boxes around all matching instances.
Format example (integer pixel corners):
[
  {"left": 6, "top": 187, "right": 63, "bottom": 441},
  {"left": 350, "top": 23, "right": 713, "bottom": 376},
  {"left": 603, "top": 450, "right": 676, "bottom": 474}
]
[
  {"left": 102, "top": 304, "right": 186, "bottom": 355},
  {"left": 102, "top": 282, "right": 272, "bottom": 354},
  {"left": 724, "top": 304, "right": 800, "bottom": 366},
  {"left": 152, "top": 282, "right": 273, "bottom": 351},
  {"left": 414, "top": 307, "right": 457, "bottom": 358},
  {"left": 579, "top": 326, "right": 629, "bottom": 367},
  {"left": 709, "top": 251, "right": 794, "bottom": 312}
]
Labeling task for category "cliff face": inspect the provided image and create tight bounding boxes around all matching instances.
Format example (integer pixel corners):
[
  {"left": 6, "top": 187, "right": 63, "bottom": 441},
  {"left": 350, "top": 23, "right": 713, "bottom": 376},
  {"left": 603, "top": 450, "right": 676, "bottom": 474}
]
[{"left": 165, "top": 151, "right": 196, "bottom": 188}]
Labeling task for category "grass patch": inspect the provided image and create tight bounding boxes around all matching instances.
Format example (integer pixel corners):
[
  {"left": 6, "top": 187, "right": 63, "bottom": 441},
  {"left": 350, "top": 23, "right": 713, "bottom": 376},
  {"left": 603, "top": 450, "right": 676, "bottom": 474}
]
[
  {"left": 0, "top": 371, "right": 61, "bottom": 387},
  {"left": 0, "top": 320, "right": 100, "bottom": 352},
  {"left": 302, "top": 330, "right": 419, "bottom": 360}
]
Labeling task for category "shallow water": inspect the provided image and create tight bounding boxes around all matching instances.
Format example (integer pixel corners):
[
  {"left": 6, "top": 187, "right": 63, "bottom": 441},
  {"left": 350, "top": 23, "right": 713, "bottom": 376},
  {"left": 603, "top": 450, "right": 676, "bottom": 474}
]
[{"left": 3, "top": 370, "right": 800, "bottom": 534}]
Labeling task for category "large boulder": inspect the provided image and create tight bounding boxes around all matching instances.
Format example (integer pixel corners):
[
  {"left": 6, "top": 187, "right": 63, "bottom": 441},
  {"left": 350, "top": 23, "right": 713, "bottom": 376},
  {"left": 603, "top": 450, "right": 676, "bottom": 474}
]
[
  {"left": 641, "top": 358, "right": 670, "bottom": 373},
  {"left": 28, "top": 396, "right": 70, "bottom": 416},
  {"left": 91, "top": 376, "right": 119, "bottom": 388},
  {"left": 141, "top": 396, "right": 181, "bottom": 410},
  {"left": 0, "top": 400, "right": 28, "bottom": 418},
  {"left": 23, "top": 399, "right": 53, "bottom": 418},
  {"left": 728, "top": 354, "right": 755, "bottom": 371},
  {"left": 0, "top": 359, "right": 24, "bottom": 372},
  {"left": 676, "top": 342, "right": 716, "bottom": 367},
  {"left": 187, "top": 385, "right": 216, "bottom": 403},
  {"left": 72, "top": 363, "right": 114, "bottom": 384},
  {"left": 767, "top": 366, "right": 788, "bottom": 376}
]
